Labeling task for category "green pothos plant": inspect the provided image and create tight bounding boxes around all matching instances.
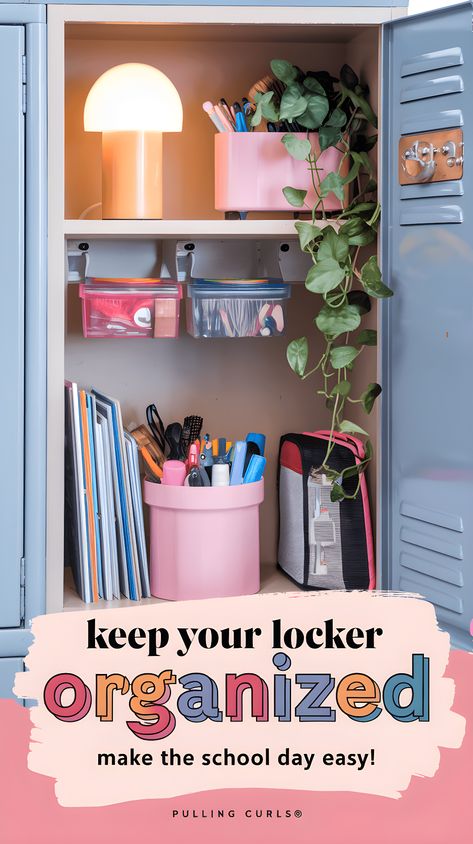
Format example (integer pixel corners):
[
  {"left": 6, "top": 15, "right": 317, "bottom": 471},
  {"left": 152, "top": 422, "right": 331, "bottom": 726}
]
[{"left": 252, "top": 60, "right": 393, "bottom": 502}]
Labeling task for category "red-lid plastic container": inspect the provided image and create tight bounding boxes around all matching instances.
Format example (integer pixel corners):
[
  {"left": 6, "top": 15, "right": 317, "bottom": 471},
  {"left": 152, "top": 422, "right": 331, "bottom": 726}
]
[{"left": 79, "top": 278, "right": 182, "bottom": 338}]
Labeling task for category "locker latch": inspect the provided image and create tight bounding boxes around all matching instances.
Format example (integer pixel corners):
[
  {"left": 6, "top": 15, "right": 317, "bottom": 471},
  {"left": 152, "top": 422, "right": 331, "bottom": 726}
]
[{"left": 399, "top": 128, "right": 464, "bottom": 185}]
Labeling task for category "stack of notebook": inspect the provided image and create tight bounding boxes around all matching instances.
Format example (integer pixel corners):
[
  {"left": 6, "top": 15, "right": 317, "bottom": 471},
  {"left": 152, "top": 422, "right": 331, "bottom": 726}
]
[{"left": 64, "top": 382, "right": 150, "bottom": 603}]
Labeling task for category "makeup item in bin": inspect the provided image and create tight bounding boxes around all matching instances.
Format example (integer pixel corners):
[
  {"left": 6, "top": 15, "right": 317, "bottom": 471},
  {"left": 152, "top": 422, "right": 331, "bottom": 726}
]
[
  {"left": 79, "top": 279, "right": 182, "bottom": 339},
  {"left": 162, "top": 460, "right": 186, "bottom": 486},
  {"left": 187, "top": 280, "right": 290, "bottom": 339},
  {"left": 230, "top": 441, "right": 247, "bottom": 486},
  {"left": 243, "top": 454, "right": 266, "bottom": 484},
  {"left": 212, "top": 460, "right": 230, "bottom": 487},
  {"left": 246, "top": 432, "right": 266, "bottom": 456}
]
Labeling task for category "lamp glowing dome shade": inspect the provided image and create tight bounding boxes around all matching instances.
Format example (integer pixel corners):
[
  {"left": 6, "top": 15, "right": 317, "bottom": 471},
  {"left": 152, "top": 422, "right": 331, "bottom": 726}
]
[{"left": 84, "top": 63, "right": 183, "bottom": 219}]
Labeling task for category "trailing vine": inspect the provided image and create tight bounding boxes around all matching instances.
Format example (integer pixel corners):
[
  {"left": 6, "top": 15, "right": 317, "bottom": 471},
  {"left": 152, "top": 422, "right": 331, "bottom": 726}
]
[{"left": 251, "top": 60, "right": 393, "bottom": 502}]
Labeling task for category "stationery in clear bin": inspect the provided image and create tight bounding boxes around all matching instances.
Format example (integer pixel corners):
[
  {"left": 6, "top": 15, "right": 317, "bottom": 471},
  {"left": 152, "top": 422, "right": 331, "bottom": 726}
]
[{"left": 186, "top": 279, "right": 290, "bottom": 338}]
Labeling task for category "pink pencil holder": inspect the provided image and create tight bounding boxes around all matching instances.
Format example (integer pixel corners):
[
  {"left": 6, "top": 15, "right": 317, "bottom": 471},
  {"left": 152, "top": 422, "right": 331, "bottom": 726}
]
[
  {"left": 215, "top": 132, "right": 346, "bottom": 213},
  {"left": 144, "top": 479, "right": 264, "bottom": 601}
]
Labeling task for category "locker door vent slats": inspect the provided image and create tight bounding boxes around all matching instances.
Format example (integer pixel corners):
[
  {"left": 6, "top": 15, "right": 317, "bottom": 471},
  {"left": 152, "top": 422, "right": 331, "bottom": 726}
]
[
  {"left": 399, "top": 203, "right": 463, "bottom": 225},
  {"left": 400, "top": 551, "right": 464, "bottom": 587},
  {"left": 400, "top": 181, "right": 464, "bottom": 200},
  {"left": 400, "top": 500, "right": 463, "bottom": 532},
  {"left": 400, "top": 576, "right": 464, "bottom": 614},
  {"left": 400, "top": 526, "right": 464, "bottom": 560},
  {"left": 401, "top": 47, "right": 464, "bottom": 78},
  {"left": 400, "top": 73, "right": 464, "bottom": 103},
  {"left": 401, "top": 109, "right": 463, "bottom": 135}
]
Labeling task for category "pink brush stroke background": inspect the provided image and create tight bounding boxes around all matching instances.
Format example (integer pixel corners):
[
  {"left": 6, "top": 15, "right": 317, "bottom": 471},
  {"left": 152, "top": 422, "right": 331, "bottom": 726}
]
[
  {"left": 13, "top": 591, "right": 466, "bottom": 807},
  {"left": 0, "top": 646, "right": 471, "bottom": 844}
]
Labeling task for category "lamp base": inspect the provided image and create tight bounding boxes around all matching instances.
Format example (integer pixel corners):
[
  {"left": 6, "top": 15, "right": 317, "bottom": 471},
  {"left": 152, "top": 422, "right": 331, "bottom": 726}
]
[{"left": 101, "top": 131, "right": 163, "bottom": 219}]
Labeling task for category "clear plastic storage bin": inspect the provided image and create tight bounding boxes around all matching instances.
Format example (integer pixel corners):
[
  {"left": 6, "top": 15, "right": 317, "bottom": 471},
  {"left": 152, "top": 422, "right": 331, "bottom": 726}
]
[
  {"left": 186, "top": 279, "right": 291, "bottom": 338},
  {"left": 79, "top": 278, "right": 182, "bottom": 338}
]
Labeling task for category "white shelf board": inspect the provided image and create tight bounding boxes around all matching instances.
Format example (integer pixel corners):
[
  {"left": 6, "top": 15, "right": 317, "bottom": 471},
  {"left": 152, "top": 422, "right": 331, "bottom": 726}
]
[
  {"left": 64, "top": 218, "right": 319, "bottom": 240},
  {"left": 63, "top": 563, "right": 300, "bottom": 612}
]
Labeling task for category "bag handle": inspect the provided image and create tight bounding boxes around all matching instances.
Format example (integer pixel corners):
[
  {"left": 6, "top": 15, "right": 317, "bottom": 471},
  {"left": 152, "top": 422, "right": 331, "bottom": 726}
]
[{"left": 303, "top": 429, "right": 366, "bottom": 460}]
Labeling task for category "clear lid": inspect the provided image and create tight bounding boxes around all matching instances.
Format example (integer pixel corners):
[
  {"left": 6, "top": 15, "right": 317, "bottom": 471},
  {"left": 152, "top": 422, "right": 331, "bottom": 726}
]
[
  {"left": 80, "top": 278, "right": 182, "bottom": 298},
  {"left": 188, "top": 279, "right": 290, "bottom": 299}
]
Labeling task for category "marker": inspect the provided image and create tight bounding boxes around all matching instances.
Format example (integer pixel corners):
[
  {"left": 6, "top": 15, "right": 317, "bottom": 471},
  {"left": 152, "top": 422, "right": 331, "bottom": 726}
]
[{"left": 243, "top": 454, "right": 266, "bottom": 484}]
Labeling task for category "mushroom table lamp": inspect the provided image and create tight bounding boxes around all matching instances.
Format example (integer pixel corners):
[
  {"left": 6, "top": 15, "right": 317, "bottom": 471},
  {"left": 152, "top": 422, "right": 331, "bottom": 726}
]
[{"left": 84, "top": 63, "right": 183, "bottom": 219}]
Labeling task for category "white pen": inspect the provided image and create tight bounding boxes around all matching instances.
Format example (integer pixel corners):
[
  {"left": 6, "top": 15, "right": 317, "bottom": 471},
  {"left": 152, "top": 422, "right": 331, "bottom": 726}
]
[{"left": 202, "top": 101, "right": 226, "bottom": 132}]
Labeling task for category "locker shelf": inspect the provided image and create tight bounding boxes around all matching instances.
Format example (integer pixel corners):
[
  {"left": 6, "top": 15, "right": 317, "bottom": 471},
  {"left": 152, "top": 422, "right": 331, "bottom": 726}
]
[
  {"left": 63, "top": 563, "right": 296, "bottom": 612},
  {"left": 64, "top": 218, "right": 337, "bottom": 241}
]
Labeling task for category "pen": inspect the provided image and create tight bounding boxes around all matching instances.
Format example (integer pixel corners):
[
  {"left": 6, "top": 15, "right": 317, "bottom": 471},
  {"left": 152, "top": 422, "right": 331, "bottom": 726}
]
[
  {"left": 214, "top": 103, "right": 234, "bottom": 132},
  {"left": 202, "top": 101, "right": 226, "bottom": 132}
]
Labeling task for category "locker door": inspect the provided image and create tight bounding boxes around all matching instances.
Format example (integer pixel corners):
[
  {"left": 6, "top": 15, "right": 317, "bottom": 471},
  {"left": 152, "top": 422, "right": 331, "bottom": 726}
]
[
  {"left": 382, "top": 2, "right": 473, "bottom": 650},
  {"left": 0, "top": 26, "right": 25, "bottom": 629}
]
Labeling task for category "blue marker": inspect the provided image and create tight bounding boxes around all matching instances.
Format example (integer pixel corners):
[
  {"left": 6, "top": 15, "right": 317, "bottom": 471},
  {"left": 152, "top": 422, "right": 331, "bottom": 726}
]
[
  {"left": 243, "top": 454, "right": 266, "bottom": 484},
  {"left": 246, "top": 432, "right": 266, "bottom": 456}
]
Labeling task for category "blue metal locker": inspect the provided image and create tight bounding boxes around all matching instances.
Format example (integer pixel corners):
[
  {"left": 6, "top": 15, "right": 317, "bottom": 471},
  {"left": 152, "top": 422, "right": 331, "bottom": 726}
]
[
  {"left": 0, "top": 3, "right": 46, "bottom": 699},
  {"left": 381, "top": 2, "right": 473, "bottom": 651},
  {"left": 0, "top": 25, "right": 25, "bottom": 631}
]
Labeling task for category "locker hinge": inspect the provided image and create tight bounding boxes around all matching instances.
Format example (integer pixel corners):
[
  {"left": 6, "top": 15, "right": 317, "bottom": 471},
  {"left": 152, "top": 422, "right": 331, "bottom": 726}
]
[
  {"left": 21, "top": 54, "right": 26, "bottom": 114},
  {"left": 20, "top": 557, "right": 26, "bottom": 623}
]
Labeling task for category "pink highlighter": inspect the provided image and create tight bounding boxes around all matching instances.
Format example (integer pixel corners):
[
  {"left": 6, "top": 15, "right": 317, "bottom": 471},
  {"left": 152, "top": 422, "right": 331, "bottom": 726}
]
[{"left": 162, "top": 460, "right": 186, "bottom": 486}]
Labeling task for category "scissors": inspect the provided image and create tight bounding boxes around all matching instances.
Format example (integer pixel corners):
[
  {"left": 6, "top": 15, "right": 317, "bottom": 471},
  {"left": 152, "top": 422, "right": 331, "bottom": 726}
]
[{"left": 146, "top": 404, "right": 167, "bottom": 454}]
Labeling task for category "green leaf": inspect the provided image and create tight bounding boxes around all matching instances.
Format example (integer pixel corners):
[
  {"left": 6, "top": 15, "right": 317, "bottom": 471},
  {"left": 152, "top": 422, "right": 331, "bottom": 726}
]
[
  {"left": 342, "top": 201, "right": 377, "bottom": 217},
  {"left": 283, "top": 186, "right": 307, "bottom": 207},
  {"left": 331, "top": 379, "right": 351, "bottom": 397},
  {"left": 251, "top": 91, "right": 278, "bottom": 127},
  {"left": 330, "top": 345, "right": 359, "bottom": 369},
  {"left": 339, "top": 419, "right": 369, "bottom": 436},
  {"left": 316, "top": 303, "right": 361, "bottom": 339},
  {"left": 339, "top": 217, "right": 376, "bottom": 246},
  {"left": 361, "top": 382, "right": 382, "bottom": 413},
  {"left": 360, "top": 255, "right": 393, "bottom": 299},
  {"left": 306, "top": 258, "right": 345, "bottom": 294},
  {"left": 364, "top": 439, "right": 373, "bottom": 460},
  {"left": 319, "top": 172, "right": 345, "bottom": 202},
  {"left": 318, "top": 125, "right": 343, "bottom": 152},
  {"left": 340, "top": 64, "right": 359, "bottom": 91},
  {"left": 281, "top": 133, "right": 311, "bottom": 161},
  {"left": 357, "top": 329, "right": 377, "bottom": 346},
  {"left": 279, "top": 86, "right": 308, "bottom": 121},
  {"left": 303, "top": 76, "right": 326, "bottom": 95},
  {"left": 287, "top": 337, "right": 308, "bottom": 377},
  {"left": 317, "top": 227, "right": 349, "bottom": 263},
  {"left": 327, "top": 107, "right": 347, "bottom": 128},
  {"left": 297, "top": 95, "right": 329, "bottom": 129},
  {"left": 270, "top": 59, "right": 298, "bottom": 85},
  {"left": 342, "top": 157, "right": 361, "bottom": 185},
  {"left": 295, "top": 221, "right": 322, "bottom": 251},
  {"left": 339, "top": 461, "right": 367, "bottom": 481},
  {"left": 330, "top": 483, "right": 346, "bottom": 503},
  {"left": 341, "top": 83, "right": 378, "bottom": 128}
]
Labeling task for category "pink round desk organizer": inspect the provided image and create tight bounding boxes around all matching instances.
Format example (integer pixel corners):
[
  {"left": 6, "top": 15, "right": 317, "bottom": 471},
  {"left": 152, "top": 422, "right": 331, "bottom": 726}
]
[
  {"left": 144, "top": 479, "right": 264, "bottom": 601},
  {"left": 215, "top": 132, "right": 347, "bottom": 213}
]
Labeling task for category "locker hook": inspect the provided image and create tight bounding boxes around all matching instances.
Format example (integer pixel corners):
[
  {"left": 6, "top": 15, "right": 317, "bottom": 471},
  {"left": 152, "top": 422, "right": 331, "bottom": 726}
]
[{"left": 401, "top": 141, "right": 438, "bottom": 183}]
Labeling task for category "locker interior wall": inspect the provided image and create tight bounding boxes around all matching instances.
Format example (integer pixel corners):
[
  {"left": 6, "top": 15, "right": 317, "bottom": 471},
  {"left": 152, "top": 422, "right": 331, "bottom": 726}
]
[{"left": 63, "top": 24, "right": 380, "bottom": 570}]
